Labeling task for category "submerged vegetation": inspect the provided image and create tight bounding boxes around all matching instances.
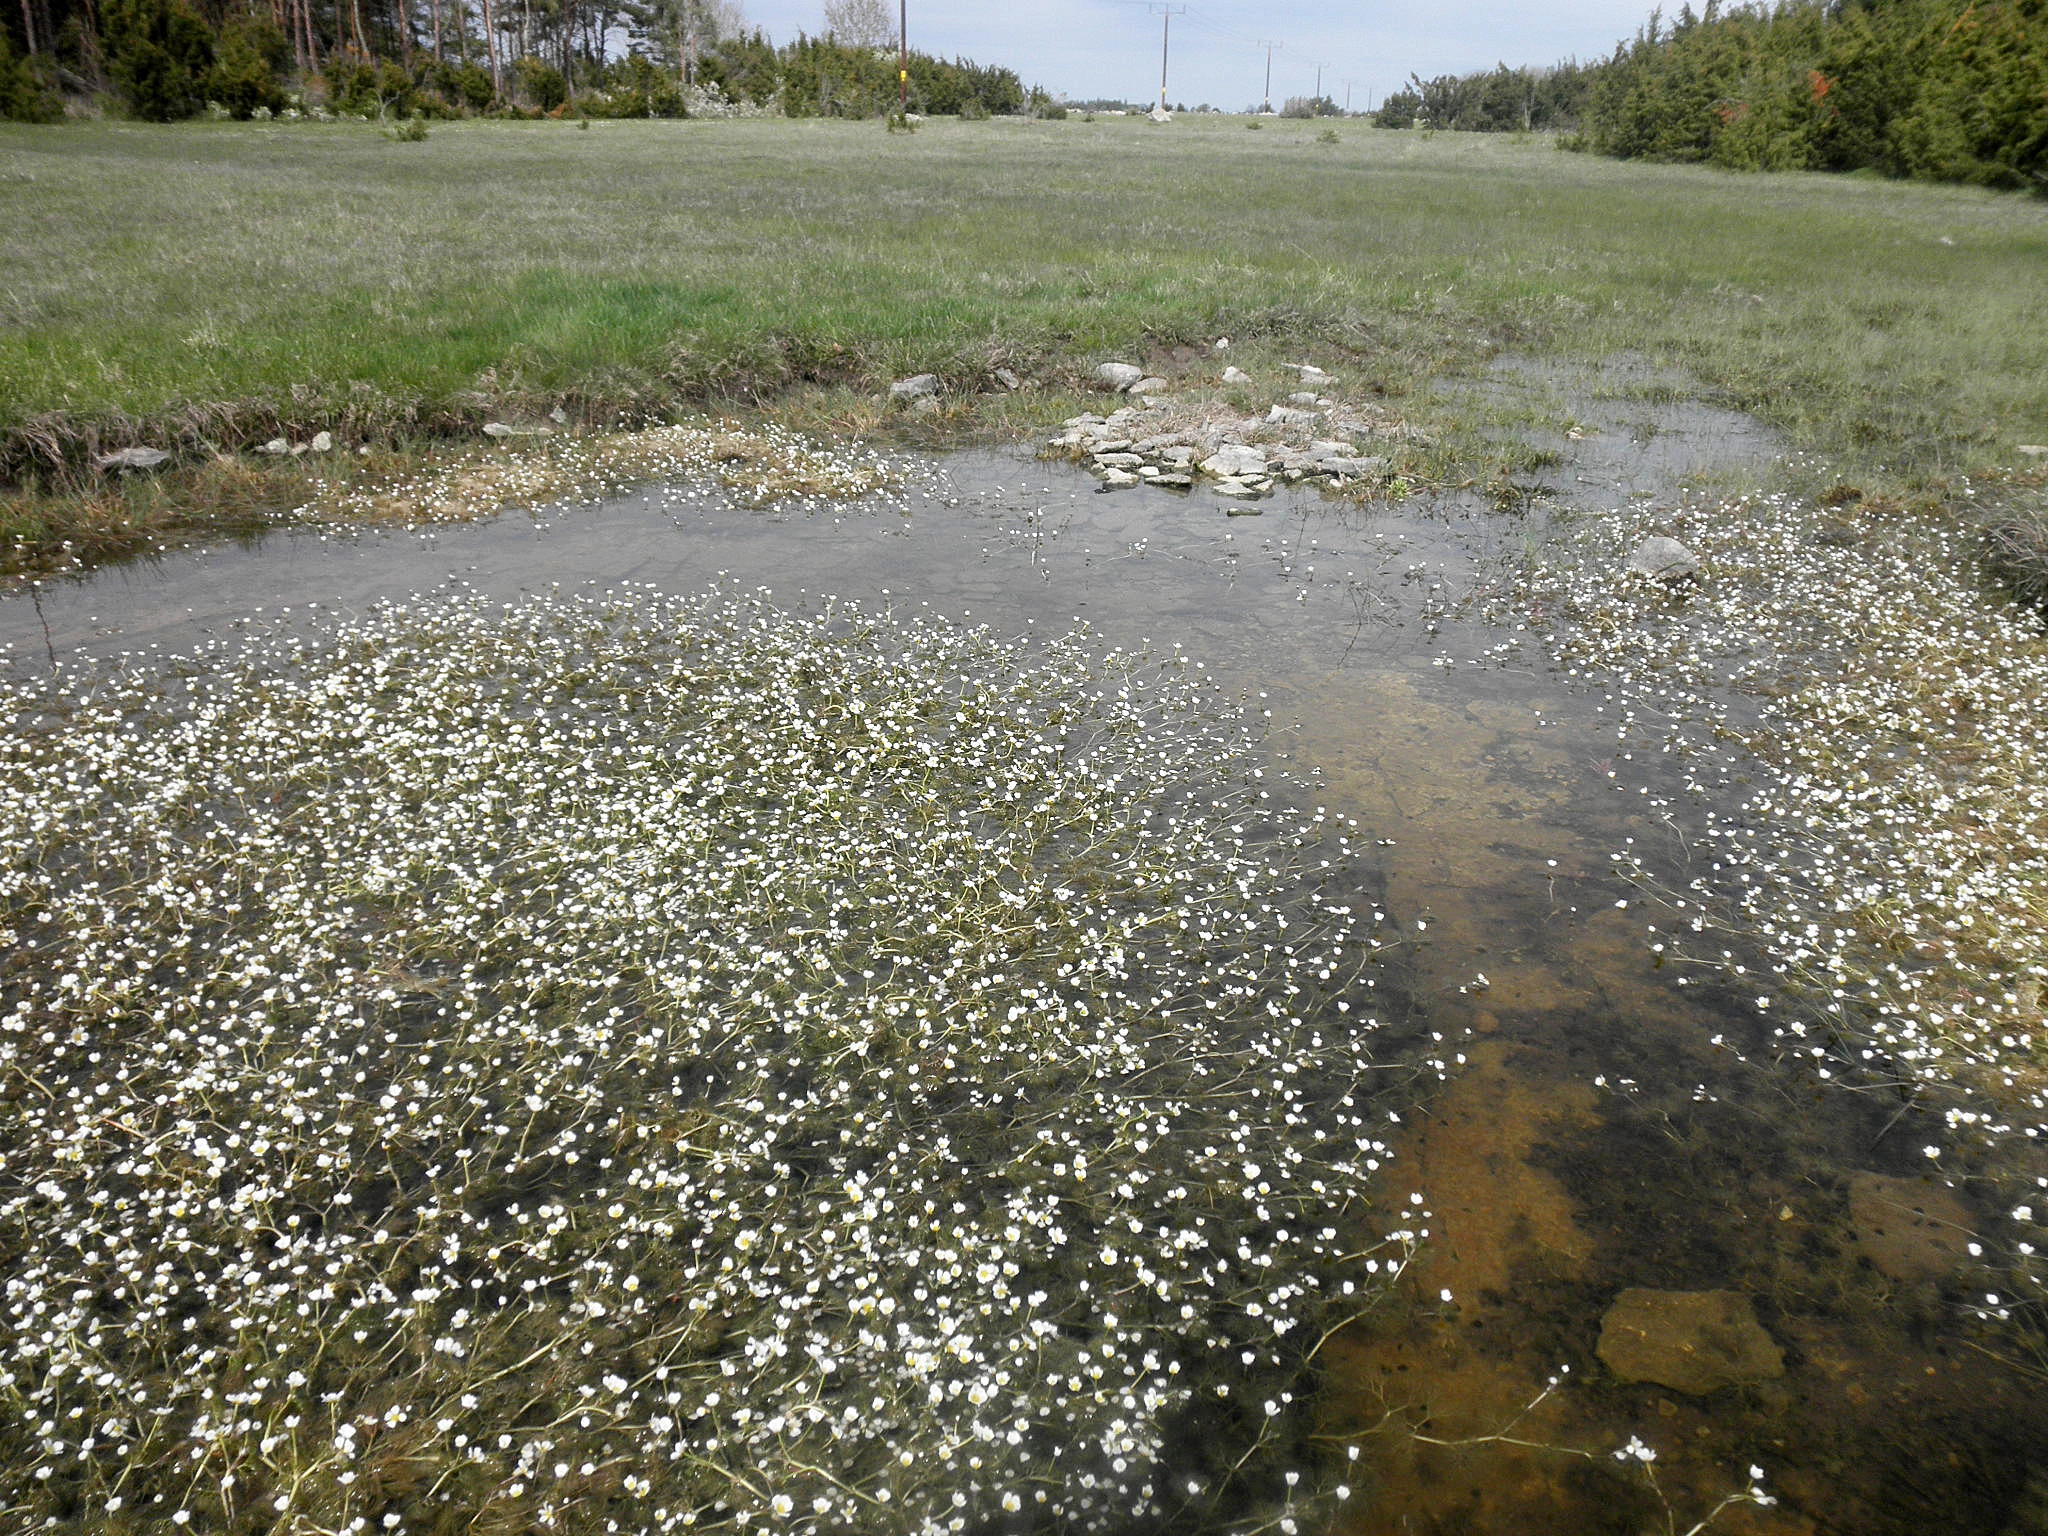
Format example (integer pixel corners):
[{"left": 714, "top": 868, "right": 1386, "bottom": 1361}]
[
  {"left": 1489, "top": 470, "right": 2048, "bottom": 1320},
  {"left": 0, "top": 586, "right": 1435, "bottom": 1532}
]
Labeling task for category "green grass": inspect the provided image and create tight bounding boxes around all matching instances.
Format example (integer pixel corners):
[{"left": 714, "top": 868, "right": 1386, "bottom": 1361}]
[{"left": 1, "top": 113, "right": 2044, "bottom": 516}]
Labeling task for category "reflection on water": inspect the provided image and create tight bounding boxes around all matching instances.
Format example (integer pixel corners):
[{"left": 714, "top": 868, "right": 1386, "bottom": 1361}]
[{"left": 3, "top": 395, "right": 2042, "bottom": 1533}]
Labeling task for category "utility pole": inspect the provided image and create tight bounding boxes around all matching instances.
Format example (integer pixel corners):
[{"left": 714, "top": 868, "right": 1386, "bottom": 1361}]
[
  {"left": 1150, "top": 5, "right": 1186, "bottom": 114},
  {"left": 898, "top": 0, "right": 908, "bottom": 114},
  {"left": 1343, "top": 77, "right": 1355, "bottom": 114},
  {"left": 1314, "top": 63, "right": 1322, "bottom": 105},
  {"left": 1257, "top": 39, "right": 1281, "bottom": 114}
]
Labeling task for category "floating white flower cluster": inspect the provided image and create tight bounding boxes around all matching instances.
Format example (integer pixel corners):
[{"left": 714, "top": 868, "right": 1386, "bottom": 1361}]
[
  {"left": 299, "top": 421, "right": 913, "bottom": 527},
  {"left": 0, "top": 587, "right": 1410, "bottom": 1533}
]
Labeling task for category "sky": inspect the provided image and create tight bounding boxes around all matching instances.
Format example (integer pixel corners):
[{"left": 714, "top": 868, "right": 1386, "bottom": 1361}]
[{"left": 728, "top": 0, "right": 1656, "bottom": 112}]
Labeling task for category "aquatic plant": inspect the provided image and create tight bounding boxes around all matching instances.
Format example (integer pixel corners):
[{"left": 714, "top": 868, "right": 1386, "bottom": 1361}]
[
  {"left": 0, "top": 587, "right": 1419, "bottom": 1532},
  {"left": 302, "top": 419, "right": 913, "bottom": 528},
  {"left": 1490, "top": 478, "right": 2048, "bottom": 1319}
]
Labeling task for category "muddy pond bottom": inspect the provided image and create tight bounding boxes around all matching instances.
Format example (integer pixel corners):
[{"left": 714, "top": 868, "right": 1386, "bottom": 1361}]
[{"left": 5, "top": 426, "right": 2043, "bottom": 1534}]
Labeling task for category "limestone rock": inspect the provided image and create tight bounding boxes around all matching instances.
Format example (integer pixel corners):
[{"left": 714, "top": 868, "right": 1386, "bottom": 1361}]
[
  {"left": 310, "top": 431, "right": 335, "bottom": 453},
  {"left": 1092, "top": 452, "right": 1143, "bottom": 469},
  {"left": 1628, "top": 535, "right": 1700, "bottom": 583},
  {"left": 257, "top": 438, "right": 290, "bottom": 456},
  {"left": 1847, "top": 1171, "right": 1975, "bottom": 1284},
  {"left": 991, "top": 368, "right": 1022, "bottom": 391},
  {"left": 1221, "top": 366, "right": 1252, "bottom": 385},
  {"left": 1597, "top": 1289, "right": 1784, "bottom": 1396},
  {"left": 1318, "top": 456, "right": 1388, "bottom": 478},
  {"left": 1213, "top": 479, "right": 1261, "bottom": 499},
  {"left": 1098, "top": 467, "right": 1138, "bottom": 488},
  {"left": 1129, "top": 376, "right": 1169, "bottom": 396},
  {"left": 1266, "top": 405, "right": 1321, "bottom": 427},
  {"left": 94, "top": 446, "right": 171, "bottom": 472},
  {"left": 1200, "top": 444, "right": 1270, "bottom": 479},
  {"left": 907, "top": 395, "right": 940, "bottom": 417},
  {"left": 1093, "top": 362, "right": 1145, "bottom": 392},
  {"left": 890, "top": 373, "right": 940, "bottom": 402}
]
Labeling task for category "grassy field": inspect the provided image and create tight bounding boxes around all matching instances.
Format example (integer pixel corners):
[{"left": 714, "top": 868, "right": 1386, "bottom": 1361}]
[{"left": 0, "top": 113, "right": 2044, "bottom": 565}]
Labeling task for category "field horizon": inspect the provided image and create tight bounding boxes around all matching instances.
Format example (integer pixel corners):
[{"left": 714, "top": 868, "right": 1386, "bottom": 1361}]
[{"left": 3, "top": 115, "right": 2043, "bottom": 476}]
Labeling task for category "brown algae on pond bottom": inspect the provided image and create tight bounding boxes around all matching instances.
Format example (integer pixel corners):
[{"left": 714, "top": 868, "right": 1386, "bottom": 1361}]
[{"left": 1, "top": 406, "right": 2044, "bottom": 1532}]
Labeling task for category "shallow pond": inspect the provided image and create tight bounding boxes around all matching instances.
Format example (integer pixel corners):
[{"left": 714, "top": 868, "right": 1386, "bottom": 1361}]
[{"left": 3, "top": 390, "right": 2042, "bottom": 1535}]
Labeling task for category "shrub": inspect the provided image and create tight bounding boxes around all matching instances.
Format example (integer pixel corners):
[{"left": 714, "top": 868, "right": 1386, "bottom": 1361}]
[
  {"left": 428, "top": 58, "right": 493, "bottom": 112},
  {"left": 102, "top": 0, "right": 214, "bottom": 121},
  {"left": 0, "top": 28, "right": 63, "bottom": 122},
  {"left": 516, "top": 55, "right": 567, "bottom": 111},
  {"left": 325, "top": 55, "right": 416, "bottom": 115},
  {"left": 204, "top": 11, "right": 288, "bottom": 118}
]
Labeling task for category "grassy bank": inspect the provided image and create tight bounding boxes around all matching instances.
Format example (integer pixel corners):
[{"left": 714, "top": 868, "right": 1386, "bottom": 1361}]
[{"left": 1, "top": 114, "right": 2044, "bottom": 568}]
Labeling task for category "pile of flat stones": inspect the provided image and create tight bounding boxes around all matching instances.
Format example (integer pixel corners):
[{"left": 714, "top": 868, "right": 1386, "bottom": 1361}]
[{"left": 1049, "top": 361, "right": 1407, "bottom": 501}]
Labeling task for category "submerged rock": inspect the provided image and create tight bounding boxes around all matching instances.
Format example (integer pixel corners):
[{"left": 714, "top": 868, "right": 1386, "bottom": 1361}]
[
  {"left": 1628, "top": 535, "right": 1701, "bottom": 584},
  {"left": 1846, "top": 1171, "right": 1975, "bottom": 1284},
  {"left": 1596, "top": 1288, "right": 1783, "bottom": 1395}
]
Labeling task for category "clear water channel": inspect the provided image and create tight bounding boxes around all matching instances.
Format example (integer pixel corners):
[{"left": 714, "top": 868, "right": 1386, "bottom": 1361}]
[{"left": 4, "top": 391, "right": 2044, "bottom": 1536}]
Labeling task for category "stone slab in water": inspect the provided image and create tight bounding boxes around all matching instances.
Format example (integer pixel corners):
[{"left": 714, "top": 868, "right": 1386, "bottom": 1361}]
[
  {"left": 1596, "top": 1288, "right": 1784, "bottom": 1395},
  {"left": 1847, "top": 1171, "right": 1975, "bottom": 1284}
]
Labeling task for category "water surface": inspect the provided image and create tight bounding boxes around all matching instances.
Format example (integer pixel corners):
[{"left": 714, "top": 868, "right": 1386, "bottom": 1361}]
[{"left": 4, "top": 397, "right": 2040, "bottom": 1533}]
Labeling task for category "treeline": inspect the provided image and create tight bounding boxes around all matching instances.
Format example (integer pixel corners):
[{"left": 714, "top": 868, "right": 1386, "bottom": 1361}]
[
  {"left": 1581, "top": 0, "right": 2044, "bottom": 187},
  {"left": 1370, "top": 0, "right": 2045, "bottom": 192},
  {"left": 0, "top": 0, "right": 1037, "bottom": 122},
  {"left": 1372, "top": 62, "right": 1602, "bottom": 133}
]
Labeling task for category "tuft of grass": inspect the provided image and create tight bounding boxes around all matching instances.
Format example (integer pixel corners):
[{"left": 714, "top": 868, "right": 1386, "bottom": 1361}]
[{"left": 1987, "top": 503, "right": 2048, "bottom": 609}]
